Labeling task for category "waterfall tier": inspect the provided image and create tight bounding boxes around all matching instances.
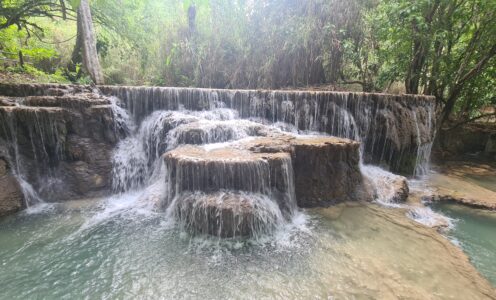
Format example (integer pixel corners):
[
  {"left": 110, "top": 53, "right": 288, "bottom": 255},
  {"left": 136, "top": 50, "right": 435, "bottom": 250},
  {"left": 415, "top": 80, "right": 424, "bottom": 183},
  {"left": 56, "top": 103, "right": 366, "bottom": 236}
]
[
  {"left": 164, "top": 147, "right": 293, "bottom": 197},
  {"left": 98, "top": 85, "right": 436, "bottom": 175},
  {"left": 0, "top": 83, "right": 436, "bottom": 175},
  {"left": 168, "top": 120, "right": 265, "bottom": 146},
  {"left": 0, "top": 83, "right": 428, "bottom": 237},
  {"left": 164, "top": 146, "right": 296, "bottom": 237},
  {"left": 163, "top": 135, "right": 370, "bottom": 237},
  {"left": 0, "top": 90, "right": 126, "bottom": 204},
  {"left": 172, "top": 191, "right": 284, "bottom": 238}
]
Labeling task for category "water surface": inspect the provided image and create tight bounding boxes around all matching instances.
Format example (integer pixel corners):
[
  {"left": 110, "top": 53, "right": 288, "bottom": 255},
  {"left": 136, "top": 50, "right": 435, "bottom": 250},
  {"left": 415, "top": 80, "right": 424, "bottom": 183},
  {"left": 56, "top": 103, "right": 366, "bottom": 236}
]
[
  {"left": 0, "top": 197, "right": 493, "bottom": 299},
  {"left": 431, "top": 202, "right": 496, "bottom": 286}
]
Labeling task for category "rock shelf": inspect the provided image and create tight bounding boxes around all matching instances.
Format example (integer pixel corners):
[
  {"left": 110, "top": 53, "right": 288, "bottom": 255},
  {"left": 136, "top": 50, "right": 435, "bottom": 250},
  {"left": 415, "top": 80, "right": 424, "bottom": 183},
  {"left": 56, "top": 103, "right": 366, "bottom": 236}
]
[{"left": 164, "top": 135, "right": 371, "bottom": 236}]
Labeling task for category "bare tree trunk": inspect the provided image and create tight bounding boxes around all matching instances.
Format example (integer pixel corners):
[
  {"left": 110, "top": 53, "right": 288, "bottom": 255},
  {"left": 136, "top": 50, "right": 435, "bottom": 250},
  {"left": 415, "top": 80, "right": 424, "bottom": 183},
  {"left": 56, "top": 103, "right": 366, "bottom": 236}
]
[
  {"left": 67, "top": 12, "right": 82, "bottom": 74},
  {"left": 188, "top": 4, "right": 196, "bottom": 37},
  {"left": 78, "top": 0, "right": 104, "bottom": 85}
]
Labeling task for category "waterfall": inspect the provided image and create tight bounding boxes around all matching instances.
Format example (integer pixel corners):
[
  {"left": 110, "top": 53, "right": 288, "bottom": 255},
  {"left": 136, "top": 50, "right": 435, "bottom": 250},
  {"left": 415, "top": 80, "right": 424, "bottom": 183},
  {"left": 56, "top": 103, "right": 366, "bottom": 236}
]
[
  {"left": 1, "top": 84, "right": 439, "bottom": 237},
  {"left": 0, "top": 107, "right": 64, "bottom": 207},
  {"left": 16, "top": 177, "right": 44, "bottom": 208},
  {"left": 0, "top": 92, "right": 132, "bottom": 207},
  {"left": 109, "top": 104, "right": 300, "bottom": 238},
  {"left": 162, "top": 148, "right": 297, "bottom": 238},
  {"left": 360, "top": 165, "right": 407, "bottom": 205},
  {"left": 111, "top": 108, "right": 246, "bottom": 192},
  {"left": 101, "top": 86, "right": 436, "bottom": 175},
  {"left": 413, "top": 107, "right": 435, "bottom": 177},
  {"left": 105, "top": 86, "right": 438, "bottom": 221},
  {"left": 167, "top": 191, "right": 286, "bottom": 238}
]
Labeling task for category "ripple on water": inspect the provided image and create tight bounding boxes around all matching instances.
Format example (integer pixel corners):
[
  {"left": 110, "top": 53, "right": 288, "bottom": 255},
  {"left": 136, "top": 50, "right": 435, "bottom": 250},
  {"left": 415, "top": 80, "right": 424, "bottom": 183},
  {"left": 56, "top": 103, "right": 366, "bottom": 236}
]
[{"left": 0, "top": 200, "right": 494, "bottom": 299}]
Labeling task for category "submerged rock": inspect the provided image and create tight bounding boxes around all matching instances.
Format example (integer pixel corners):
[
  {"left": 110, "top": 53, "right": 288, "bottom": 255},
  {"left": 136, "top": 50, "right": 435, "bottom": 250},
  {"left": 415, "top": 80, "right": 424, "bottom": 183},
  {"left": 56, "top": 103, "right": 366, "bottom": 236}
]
[{"left": 422, "top": 168, "right": 496, "bottom": 210}]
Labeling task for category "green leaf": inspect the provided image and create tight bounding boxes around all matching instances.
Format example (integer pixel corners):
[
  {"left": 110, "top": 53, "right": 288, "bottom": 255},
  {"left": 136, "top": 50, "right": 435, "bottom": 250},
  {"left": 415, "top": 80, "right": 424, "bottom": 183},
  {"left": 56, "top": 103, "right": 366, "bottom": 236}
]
[
  {"left": 68, "top": 0, "right": 82, "bottom": 9},
  {"left": 182, "top": 0, "right": 192, "bottom": 12}
]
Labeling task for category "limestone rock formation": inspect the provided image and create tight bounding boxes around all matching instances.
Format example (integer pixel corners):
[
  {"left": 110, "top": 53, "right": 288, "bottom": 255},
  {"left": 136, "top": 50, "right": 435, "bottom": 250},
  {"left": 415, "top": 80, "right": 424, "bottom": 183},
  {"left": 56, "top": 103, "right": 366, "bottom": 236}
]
[
  {"left": 164, "top": 135, "right": 374, "bottom": 236},
  {"left": 0, "top": 83, "right": 426, "bottom": 225},
  {"left": 363, "top": 168, "right": 409, "bottom": 204},
  {"left": 0, "top": 88, "right": 123, "bottom": 202},
  {"left": 100, "top": 85, "right": 436, "bottom": 175},
  {"left": 164, "top": 146, "right": 293, "bottom": 197},
  {"left": 0, "top": 83, "right": 437, "bottom": 175},
  {"left": 434, "top": 123, "right": 496, "bottom": 161},
  {"left": 291, "top": 137, "right": 371, "bottom": 207},
  {"left": 389, "top": 176, "right": 409, "bottom": 203},
  {"left": 417, "top": 162, "right": 496, "bottom": 210},
  {"left": 174, "top": 192, "right": 283, "bottom": 237},
  {"left": 164, "top": 145, "right": 295, "bottom": 237},
  {"left": 169, "top": 120, "right": 264, "bottom": 146},
  {"left": 0, "top": 158, "right": 24, "bottom": 216}
]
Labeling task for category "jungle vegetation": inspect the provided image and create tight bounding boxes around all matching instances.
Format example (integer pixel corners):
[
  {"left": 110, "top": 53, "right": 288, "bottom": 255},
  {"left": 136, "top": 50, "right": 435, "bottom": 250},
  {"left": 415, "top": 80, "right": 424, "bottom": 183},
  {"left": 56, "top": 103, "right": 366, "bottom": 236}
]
[{"left": 0, "top": 0, "right": 495, "bottom": 126}]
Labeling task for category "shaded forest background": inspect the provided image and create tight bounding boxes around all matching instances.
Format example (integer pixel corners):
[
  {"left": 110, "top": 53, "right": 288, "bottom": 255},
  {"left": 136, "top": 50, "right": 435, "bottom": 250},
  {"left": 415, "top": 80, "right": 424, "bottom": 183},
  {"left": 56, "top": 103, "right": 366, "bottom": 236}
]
[{"left": 0, "top": 0, "right": 495, "bottom": 125}]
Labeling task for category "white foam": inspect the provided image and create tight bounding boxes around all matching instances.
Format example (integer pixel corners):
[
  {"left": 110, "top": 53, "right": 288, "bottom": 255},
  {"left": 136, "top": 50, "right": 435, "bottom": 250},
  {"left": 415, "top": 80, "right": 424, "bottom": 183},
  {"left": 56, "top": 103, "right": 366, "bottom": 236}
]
[
  {"left": 361, "top": 165, "right": 405, "bottom": 205},
  {"left": 406, "top": 206, "right": 454, "bottom": 229},
  {"left": 23, "top": 202, "right": 56, "bottom": 215}
]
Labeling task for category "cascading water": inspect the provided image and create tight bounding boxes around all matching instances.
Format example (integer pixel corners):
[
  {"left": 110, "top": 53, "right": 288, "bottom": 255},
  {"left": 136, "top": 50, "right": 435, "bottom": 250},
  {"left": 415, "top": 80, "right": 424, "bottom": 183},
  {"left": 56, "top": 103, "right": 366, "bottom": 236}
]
[
  {"left": 0, "top": 93, "right": 132, "bottom": 209},
  {"left": 0, "top": 106, "right": 64, "bottom": 208},
  {"left": 102, "top": 86, "right": 436, "bottom": 174},
  {"left": 413, "top": 106, "right": 435, "bottom": 177},
  {"left": 103, "top": 86, "right": 444, "bottom": 235},
  {"left": 0, "top": 84, "right": 441, "bottom": 236},
  {"left": 111, "top": 107, "right": 246, "bottom": 192},
  {"left": 110, "top": 102, "right": 300, "bottom": 238},
  {"left": 3, "top": 84, "right": 493, "bottom": 299}
]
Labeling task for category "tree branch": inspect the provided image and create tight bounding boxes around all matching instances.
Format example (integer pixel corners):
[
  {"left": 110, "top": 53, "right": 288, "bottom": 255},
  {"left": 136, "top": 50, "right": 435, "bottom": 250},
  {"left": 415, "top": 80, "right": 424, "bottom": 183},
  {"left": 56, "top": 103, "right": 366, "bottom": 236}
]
[{"left": 446, "top": 112, "right": 496, "bottom": 131}]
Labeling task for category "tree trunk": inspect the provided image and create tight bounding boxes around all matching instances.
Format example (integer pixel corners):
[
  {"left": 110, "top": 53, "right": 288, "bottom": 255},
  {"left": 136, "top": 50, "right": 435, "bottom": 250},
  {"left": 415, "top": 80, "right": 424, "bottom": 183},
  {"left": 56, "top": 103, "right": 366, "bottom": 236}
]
[
  {"left": 78, "top": 0, "right": 104, "bottom": 85},
  {"left": 68, "top": 12, "right": 83, "bottom": 74},
  {"left": 188, "top": 4, "right": 196, "bottom": 37}
]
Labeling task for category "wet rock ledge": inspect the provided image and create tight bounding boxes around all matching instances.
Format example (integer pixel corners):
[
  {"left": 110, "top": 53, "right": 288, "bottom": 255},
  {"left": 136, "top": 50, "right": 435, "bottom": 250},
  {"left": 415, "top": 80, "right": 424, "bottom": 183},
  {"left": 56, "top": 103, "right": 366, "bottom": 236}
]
[
  {"left": 1, "top": 82, "right": 438, "bottom": 176},
  {"left": 0, "top": 157, "right": 24, "bottom": 217},
  {"left": 0, "top": 86, "right": 124, "bottom": 204},
  {"left": 164, "top": 135, "right": 373, "bottom": 237}
]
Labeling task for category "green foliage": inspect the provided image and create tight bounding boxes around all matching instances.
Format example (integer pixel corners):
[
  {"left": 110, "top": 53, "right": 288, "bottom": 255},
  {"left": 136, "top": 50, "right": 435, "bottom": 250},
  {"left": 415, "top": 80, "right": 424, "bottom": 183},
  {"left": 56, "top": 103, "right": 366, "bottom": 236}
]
[
  {"left": 5, "top": 64, "right": 69, "bottom": 83},
  {"left": 0, "top": 0, "right": 494, "bottom": 125},
  {"left": 68, "top": 0, "right": 81, "bottom": 9},
  {"left": 371, "top": 0, "right": 496, "bottom": 121}
]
